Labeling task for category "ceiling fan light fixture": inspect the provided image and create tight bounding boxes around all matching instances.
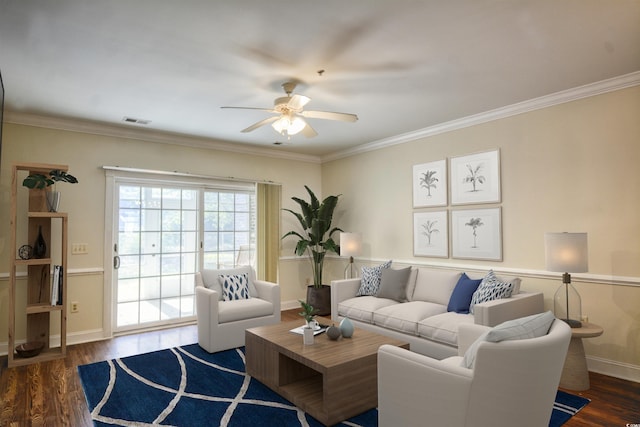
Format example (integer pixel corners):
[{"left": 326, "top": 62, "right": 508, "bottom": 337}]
[{"left": 272, "top": 115, "right": 306, "bottom": 136}]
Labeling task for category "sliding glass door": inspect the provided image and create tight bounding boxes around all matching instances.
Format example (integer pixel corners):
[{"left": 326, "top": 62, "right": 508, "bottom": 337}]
[{"left": 113, "top": 179, "right": 255, "bottom": 332}]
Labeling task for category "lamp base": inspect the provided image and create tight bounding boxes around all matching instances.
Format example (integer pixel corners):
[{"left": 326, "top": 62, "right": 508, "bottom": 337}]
[{"left": 560, "top": 318, "right": 583, "bottom": 328}]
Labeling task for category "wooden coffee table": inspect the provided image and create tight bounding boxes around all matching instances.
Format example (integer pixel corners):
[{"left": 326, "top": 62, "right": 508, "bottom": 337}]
[{"left": 245, "top": 317, "right": 409, "bottom": 426}]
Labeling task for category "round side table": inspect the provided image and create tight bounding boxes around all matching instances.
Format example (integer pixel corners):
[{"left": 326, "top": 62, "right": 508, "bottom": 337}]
[{"left": 559, "top": 322, "right": 604, "bottom": 391}]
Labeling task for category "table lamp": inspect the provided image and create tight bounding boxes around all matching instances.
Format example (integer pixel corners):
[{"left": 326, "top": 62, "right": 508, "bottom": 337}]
[
  {"left": 544, "top": 232, "right": 588, "bottom": 328},
  {"left": 340, "top": 232, "right": 362, "bottom": 279}
]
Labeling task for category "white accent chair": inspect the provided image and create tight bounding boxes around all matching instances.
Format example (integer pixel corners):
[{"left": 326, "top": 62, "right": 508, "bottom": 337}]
[
  {"left": 195, "top": 266, "right": 281, "bottom": 353},
  {"left": 378, "top": 319, "right": 572, "bottom": 427}
]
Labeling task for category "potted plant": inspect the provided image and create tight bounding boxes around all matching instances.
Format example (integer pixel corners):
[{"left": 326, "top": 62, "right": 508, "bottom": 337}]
[
  {"left": 298, "top": 300, "right": 317, "bottom": 328},
  {"left": 283, "top": 185, "right": 342, "bottom": 315},
  {"left": 22, "top": 169, "right": 78, "bottom": 212}
]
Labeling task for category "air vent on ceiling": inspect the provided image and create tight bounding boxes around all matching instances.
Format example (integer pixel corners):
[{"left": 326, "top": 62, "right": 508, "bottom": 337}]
[{"left": 122, "top": 116, "right": 151, "bottom": 125}]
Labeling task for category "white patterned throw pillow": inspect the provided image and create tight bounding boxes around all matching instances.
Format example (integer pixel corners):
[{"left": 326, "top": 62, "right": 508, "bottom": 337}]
[
  {"left": 356, "top": 260, "right": 392, "bottom": 296},
  {"left": 219, "top": 273, "right": 250, "bottom": 301},
  {"left": 469, "top": 270, "right": 514, "bottom": 314}
]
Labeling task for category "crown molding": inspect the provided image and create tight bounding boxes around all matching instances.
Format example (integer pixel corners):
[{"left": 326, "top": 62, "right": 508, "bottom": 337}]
[
  {"left": 4, "top": 112, "right": 322, "bottom": 164},
  {"left": 6, "top": 71, "right": 639, "bottom": 165},
  {"left": 322, "top": 71, "right": 640, "bottom": 163}
]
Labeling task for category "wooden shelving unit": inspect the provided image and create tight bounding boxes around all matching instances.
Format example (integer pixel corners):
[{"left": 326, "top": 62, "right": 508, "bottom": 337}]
[{"left": 8, "top": 162, "right": 69, "bottom": 367}]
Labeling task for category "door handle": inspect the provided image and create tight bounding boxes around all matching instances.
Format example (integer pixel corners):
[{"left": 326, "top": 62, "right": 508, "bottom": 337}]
[{"left": 113, "top": 255, "right": 120, "bottom": 269}]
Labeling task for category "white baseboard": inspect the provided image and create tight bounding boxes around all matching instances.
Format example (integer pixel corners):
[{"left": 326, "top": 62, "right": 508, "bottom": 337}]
[
  {"left": 281, "top": 299, "right": 302, "bottom": 311},
  {"left": 0, "top": 329, "right": 109, "bottom": 357},
  {"left": 588, "top": 355, "right": 640, "bottom": 383}
]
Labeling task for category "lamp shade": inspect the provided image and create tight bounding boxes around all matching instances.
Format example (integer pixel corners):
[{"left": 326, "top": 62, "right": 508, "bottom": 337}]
[
  {"left": 340, "top": 232, "right": 362, "bottom": 257},
  {"left": 544, "top": 232, "right": 588, "bottom": 273}
]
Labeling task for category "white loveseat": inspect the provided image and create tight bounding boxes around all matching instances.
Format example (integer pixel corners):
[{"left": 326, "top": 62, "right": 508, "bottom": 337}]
[
  {"left": 195, "top": 266, "right": 281, "bottom": 353},
  {"left": 331, "top": 266, "right": 544, "bottom": 359}
]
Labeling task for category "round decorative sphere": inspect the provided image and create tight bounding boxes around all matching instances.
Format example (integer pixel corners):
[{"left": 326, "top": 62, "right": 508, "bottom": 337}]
[
  {"left": 339, "top": 317, "right": 354, "bottom": 338},
  {"left": 326, "top": 324, "right": 341, "bottom": 340}
]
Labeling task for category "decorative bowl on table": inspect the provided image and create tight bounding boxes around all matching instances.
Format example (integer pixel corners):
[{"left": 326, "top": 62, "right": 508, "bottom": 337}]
[{"left": 16, "top": 341, "right": 45, "bottom": 358}]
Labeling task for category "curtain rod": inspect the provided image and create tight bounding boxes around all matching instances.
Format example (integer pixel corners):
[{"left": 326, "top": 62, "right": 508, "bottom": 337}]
[{"left": 102, "top": 166, "right": 281, "bottom": 185}]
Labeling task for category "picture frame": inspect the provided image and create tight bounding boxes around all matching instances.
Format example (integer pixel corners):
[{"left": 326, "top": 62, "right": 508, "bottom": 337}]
[
  {"left": 451, "top": 207, "right": 502, "bottom": 261},
  {"left": 413, "top": 160, "right": 447, "bottom": 208},
  {"left": 450, "top": 149, "right": 500, "bottom": 205},
  {"left": 413, "top": 210, "right": 448, "bottom": 258}
]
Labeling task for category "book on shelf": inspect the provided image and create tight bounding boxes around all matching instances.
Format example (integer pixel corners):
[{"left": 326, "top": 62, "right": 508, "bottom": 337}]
[{"left": 51, "top": 265, "right": 63, "bottom": 306}]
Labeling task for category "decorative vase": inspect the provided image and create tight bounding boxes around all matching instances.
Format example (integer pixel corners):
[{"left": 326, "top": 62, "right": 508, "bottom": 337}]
[
  {"left": 339, "top": 317, "right": 354, "bottom": 338},
  {"left": 326, "top": 324, "right": 341, "bottom": 340},
  {"left": 303, "top": 327, "right": 314, "bottom": 345},
  {"left": 33, "top": 226, "right": 47, "bottom": 258},
  {"left": 46, "top": 190, "right": 60, "bottom": 212}
]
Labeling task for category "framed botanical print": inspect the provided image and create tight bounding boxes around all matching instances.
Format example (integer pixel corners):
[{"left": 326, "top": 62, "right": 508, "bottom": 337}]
[
  {"left": 413, "top": 210, "right": 448, "bottom": 258},
  {"left": 451, "top": 207, "right": 502, "bottom": 261},
  {"left": 450, "top": 149, "right": 500, "bottom": 205},
  {"left": 413, "top": 160, "right": 447, "bottom": 208}
]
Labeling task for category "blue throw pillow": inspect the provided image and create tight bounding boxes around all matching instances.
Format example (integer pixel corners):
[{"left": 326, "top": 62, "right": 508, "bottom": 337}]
[{"left": 447, "top": 273, "right": 482, "bottom": 313}]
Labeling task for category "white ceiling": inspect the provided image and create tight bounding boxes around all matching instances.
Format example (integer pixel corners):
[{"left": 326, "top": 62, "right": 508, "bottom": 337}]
[{"left": 1, "top": 0, "right": 639, "bottom": 158}]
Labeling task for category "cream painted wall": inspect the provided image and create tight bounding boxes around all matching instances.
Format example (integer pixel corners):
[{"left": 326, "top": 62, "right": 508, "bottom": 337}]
[
  {"left": 322, "top": 86, "right": 640, "bottom": 378},
  {"left": 0, "top": 123, "right": 321, "bottom": 343}
]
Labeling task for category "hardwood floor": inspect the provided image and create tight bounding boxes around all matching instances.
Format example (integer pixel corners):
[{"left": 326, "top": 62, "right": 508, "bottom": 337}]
[{"left": 1, "top": 310, "right": 638, "bottom": 426}]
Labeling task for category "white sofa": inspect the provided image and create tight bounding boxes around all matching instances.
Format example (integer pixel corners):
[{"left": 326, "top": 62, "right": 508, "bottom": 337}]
[
  {"left": 377, "top": 318, "right": 572, "bottom": 427},
  {"left": 331, "top": 266, "right": 544, "bottom": 359},
  {"left": 195, "top": 266, "right": 281, "bottom": 353}
]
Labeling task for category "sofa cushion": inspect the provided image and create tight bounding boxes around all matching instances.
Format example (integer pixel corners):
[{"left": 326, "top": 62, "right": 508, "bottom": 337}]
[
  {"left": 418, "top": 312, "right": 476, "bottom": 346},
  {"left": 337, "top": 296, "right": 398, "bottom": 323},
  {"left": 447, "top": 273, "right": 483, "bottom": 314},
  {"left": 377, "top": 267, "right": 412, "bottom": 302},
  {"left": 219, "top": 273, "right": 250, "bottom": 301},
  {"left": 218, "top": 298, "right": 274, "bottom": 323},
  {"left": 374, "top": 301, "right": 447, "bottom": 335},
  {"left": 469, "top": 270, "right": 514, "bottom": 314},
  {"left": 201, "top": 266, "right": 258, "bottom": 301},
  {"left": 462, "top": 311, "right": 556, "bottom": 368},
  {"left": 411, "top": 268, "right": 461, "bottom": 305},
  {"left": 356, "top": 260, "right": 392, "bottom": 296}
]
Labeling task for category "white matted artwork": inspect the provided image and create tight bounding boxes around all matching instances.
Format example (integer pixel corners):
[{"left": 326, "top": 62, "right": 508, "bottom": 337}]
[
  {"left": 413, "top": 211, "right": 448, "bottom": 258},
  {"left": 451, "top": 207, "right": 502, "bottom": 261},
  {"left": 413, "top": 160, "right": 447, "bottom": 208},
  {"left": 450, "top": 149, "right": 500, "bottom": 205}
]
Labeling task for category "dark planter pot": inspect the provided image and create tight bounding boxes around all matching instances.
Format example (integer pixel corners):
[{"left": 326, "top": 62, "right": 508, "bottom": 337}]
[{"left": 306, "top": 284, "right": 331, "bottom": 316}]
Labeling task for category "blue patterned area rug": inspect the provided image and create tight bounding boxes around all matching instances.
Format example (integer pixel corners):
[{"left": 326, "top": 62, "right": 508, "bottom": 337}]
[{"left": 78, "top": 344, "right": 589, "bottom": 427}]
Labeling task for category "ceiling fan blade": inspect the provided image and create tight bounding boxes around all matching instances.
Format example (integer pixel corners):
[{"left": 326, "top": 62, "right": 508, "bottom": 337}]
[
  {"left": 301, "top": 122, "right": 318, "bottom": 138},
  {"left": 300, "top": 110, "right": 358, "bottom": 122},
  {"left": 287, "top": 94, "right": 311, "bottom": 111},
  {"left": 241, "top": 116, "right": 279, "bottom": 133},
  {"left": 221, "top": 106, "right": 276, "bottom": 113}
]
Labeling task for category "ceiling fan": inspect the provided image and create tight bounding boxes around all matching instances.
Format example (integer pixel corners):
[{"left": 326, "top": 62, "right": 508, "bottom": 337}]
[{"left": 221, "top": 81, "right": 358, "bottom": 138}]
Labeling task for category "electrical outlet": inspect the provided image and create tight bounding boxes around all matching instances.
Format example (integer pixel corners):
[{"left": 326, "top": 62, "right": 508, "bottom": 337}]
[
  {"left": 305, "top": 277, "right": 310, "bottom": 286},
  {"left": 71, "top": 301, "right": 79, "bottom": 313},
  {"left": 72, "top": 243, "right": 89, "bottom": 254},
  {"left": 580, "top": 315, "right": 589, "bottom": 323}
]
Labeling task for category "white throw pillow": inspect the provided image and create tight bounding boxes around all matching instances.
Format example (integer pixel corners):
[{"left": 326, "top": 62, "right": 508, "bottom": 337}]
[
  {"left": 356, "top": 260, "right": 392, "bottom": 296},
  {"left": 462, "top": 311, "right": 556, "bottom": 368},
  {"left": 219, "top": 273, "right": 251, "bottom": 301}
]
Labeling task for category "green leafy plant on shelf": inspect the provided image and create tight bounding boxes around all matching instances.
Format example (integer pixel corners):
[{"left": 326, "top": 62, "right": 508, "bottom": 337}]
[{"left": 22, "top": 169, "right": 78, "bottom": 189}]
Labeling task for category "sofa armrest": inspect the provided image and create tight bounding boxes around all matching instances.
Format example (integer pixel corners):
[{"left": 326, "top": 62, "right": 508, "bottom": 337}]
[
  {"left": 196, "top": 285, "right": 220, "bottom": 328},
  {"left": 330, "top": 278, "right": 361, "bottom": 321},
  {"left": 473, "top": 291, "right": 544, "bottom": 327},
  {"left": 457, "top": 323, "right": 491, "bottom": 356},
  {"left": 254, "top": 280, "right": 281, "bottom": 319},
  {"left": 378, "top": 344, "right": 472, "bottom": 427}
]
